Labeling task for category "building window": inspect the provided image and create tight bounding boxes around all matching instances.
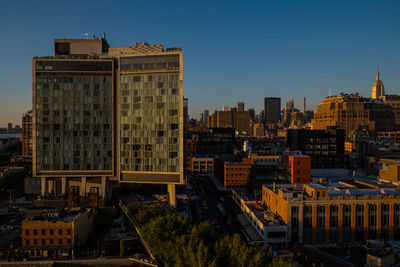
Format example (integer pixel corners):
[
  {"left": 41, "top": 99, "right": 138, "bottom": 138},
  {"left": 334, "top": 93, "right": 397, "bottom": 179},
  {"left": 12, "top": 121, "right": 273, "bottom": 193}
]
[
  {"left": 67, "top": 238, "right": 71, "bottom": 244},
  {"left": 330, "top": 205, "right": 338, "bottom": 228},
  {"left": 50, "top": 229, "right": 54, "bottom": 235},
  {"left": 34, "top": 239, "right": 38, "bottom": 245},
  {"left": 50, "top": 239, "right": 54, "bottom": 245},
  {"left": 58, "top": 239, "right": 63, "bottom": 245},
  {"left": 58, "top": 229, "right": 62, "bottom": 235},
  {"left": 25, "top": 229, "right": 30, "bottom": 235},
  {"left": 317, "top": 205, "right": 325, "bottom": 228},
  {"left": 34, "top": 229, "right": 38, "bottom": 235},
  {"left": 25, "top": 239, "right": 30, "bottom": 245},
  {"left": 67, "top": 229, "right": 71, "bottom": 235},
  {"left": 41, "top": 229, "right": 45, "bottom": 235},
  {"left": 42, "top": 239, "right": 46, "bottom": 245}
]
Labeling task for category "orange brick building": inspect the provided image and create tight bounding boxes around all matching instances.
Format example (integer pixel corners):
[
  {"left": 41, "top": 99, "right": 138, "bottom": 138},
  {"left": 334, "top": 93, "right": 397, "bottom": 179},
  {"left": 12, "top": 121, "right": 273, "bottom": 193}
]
[
  {"left": 22, "top": 208, "right": 95, "bottom": 258},
  {"left": 223, "top": 158, "right": 252, "bottom": 187},
  {"left": 288, "top": 155, "right": 311, "bottom": 184}
]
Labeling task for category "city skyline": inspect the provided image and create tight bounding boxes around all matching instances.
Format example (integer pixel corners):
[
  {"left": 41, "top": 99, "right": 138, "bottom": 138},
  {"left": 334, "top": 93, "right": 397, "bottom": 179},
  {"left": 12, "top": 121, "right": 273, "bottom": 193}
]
[{"left": 1, "top": 0, "right": 400, "bottom": 126}]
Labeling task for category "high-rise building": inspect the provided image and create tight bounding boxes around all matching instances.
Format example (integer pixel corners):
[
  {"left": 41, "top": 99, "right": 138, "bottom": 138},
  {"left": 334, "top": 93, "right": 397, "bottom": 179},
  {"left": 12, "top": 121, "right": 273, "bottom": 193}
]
[
  {"left": 33, "top": 37, "right": 114, "bottom": 200},
  {"left": 372, "top": 65, "right": 385, "bottom": 99},
  {"left": 22, "top": 110, "right": 32, "bottom": 161},
  {"left": 110, "top": 42, "right": 184, "bottom": 191},
  {"left": 237, "top": 101, "right": 244, "bottom": 112},
  {"left": 33, "top": 36, "right": 184, "bottom": 205},
  {"left": 7, "top": 123, "right": 12, "bottom": 132},
  {"left": 302, "top": 97, "right": 306, "bottom": 113},
  {"left": 264, "top": 97, "right": 281, "bottom": 126}
]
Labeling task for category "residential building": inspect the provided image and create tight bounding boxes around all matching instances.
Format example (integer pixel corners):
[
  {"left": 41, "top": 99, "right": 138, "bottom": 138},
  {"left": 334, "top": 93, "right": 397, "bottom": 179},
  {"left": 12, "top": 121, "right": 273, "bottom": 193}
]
[
  {"left": 221, "top": 158, "right": 252, "bottom": 187},
  {"left": 262, "top": 179, "right": 400, "bottom": 243},
  {"left": 22, "top": 208, "right": 95, "bottom": 258},
  {"left": 22, "top": 110, "right": 33, "bottom": 161},
  {"left": 188, "top": 156, "right": 214, "bottom": 174}
]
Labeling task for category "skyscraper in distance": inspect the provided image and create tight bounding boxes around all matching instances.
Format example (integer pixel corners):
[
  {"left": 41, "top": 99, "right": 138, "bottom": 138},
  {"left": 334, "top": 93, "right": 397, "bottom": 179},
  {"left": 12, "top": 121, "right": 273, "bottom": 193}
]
[
  {"left": 237, "top": 101, "right": 244, "bottom": 112},
  {"left": 372, "top": 65, "right": 385, "bottom": 99},
  {"left": 264, "top": 97, "right": 281, "bottom": 126},
  {"left": 302, "top": 97, "right": 306, "bottom": 113},
  {"left": 203, "top": 109, "right": 209, "bottom": 125}
]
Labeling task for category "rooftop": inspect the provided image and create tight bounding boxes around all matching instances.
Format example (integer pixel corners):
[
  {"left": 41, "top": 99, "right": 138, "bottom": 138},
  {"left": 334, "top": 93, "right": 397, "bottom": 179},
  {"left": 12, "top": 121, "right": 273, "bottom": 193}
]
[
  {"left": 265, "top": 177, "right": 400, "bottom": 199},
  {"left": 26, "top": 207, "right": 91, "bottom": 223}
]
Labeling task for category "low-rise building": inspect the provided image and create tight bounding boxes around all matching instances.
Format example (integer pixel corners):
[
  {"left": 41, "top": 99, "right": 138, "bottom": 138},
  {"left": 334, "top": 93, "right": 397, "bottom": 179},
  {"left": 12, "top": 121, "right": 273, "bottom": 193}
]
[
  {"left": 232, "top": 189, "right": 287, "bottom": 249},
  {"left": 262, "top": 179, "right": 400, "bottom": 244},
  {"left": 190, "top": 156, "right": 214, "bottom": 174},
  {"left": 223, "top": 158, "right": 252, "bottom": 187},
  {"left": 22, "top": 207, "right": 96, "bottom": 258},
  {"left": 379, "top": 158, "right": 400, "bottom": 184}
]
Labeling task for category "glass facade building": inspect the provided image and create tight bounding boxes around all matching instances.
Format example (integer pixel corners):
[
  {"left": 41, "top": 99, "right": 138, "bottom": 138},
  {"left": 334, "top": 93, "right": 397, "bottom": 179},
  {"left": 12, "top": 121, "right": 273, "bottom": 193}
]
[
  {"left": 34, "top": 60, "right": 114, "bottom": 173},
  {"left": 117, "top": 52, "right": 184, "bottom": 184}
]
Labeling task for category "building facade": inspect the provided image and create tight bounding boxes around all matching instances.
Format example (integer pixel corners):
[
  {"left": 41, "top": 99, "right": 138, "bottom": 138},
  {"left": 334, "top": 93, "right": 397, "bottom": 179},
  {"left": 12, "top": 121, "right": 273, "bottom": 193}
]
[
  {"left": 264, "top": 97, "right": 281, "bottom": 126},
  {"left": 313, "top": 93, "right": 397, "bottom": 138},
  {"left": 288, "top": 155, "right": 311, "bottom": 184},
  {"left": 33, "top": 37, "right": 185, "bottom": 205},
  {"left": 22, "top": 208, "right": 95, "bottom": 258},
  {"left": 33, "top": 38, "right": 114, "bottom": 200},
  {"left": 262, "top": 180, "right": 400, "bottom": 244},
  {"left": 286, "top": 127, "right": 347, "bottom": 169}
]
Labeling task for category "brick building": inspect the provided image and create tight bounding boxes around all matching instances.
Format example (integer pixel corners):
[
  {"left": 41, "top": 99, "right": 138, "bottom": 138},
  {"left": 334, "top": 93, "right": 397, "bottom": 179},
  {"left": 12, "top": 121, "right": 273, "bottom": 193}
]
[
  {"left": 262, "top": 179, "right": 400, "bottom": 244},
  {"left": 22, "top": 208, "right": 95, "bottom": 258},
  {"left": 288, "top": 155, "right": 311, "bottom": 184}
]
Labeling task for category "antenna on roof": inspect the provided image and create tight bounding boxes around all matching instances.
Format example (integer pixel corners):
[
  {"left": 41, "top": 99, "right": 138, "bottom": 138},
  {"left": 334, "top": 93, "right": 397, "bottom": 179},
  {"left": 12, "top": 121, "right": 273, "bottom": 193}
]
[
  {"left": 329, "top": 88, "right": 332, "bottom": 97},
  {"left": 84, "top": 33, "right": 89, "bottom": 40}
]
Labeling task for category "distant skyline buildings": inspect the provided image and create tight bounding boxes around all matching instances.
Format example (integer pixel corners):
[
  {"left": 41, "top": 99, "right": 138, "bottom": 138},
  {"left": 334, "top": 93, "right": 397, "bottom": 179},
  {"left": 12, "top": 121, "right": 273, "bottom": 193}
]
[{"left": 1, "top": 1, "right": 400, "bottom": 126}]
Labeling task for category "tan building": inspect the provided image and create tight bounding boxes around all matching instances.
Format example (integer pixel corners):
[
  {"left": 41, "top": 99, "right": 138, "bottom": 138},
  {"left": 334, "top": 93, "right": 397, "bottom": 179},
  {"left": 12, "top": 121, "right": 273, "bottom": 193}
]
[
  {"left": 312, "top": 93, "right": 395, "bottom": 138},
  {"left": 22, "top": 208, "right": 95, "bottom": 258},
  {"left": 22, "top": 110, "right": 32, "bottom": 161},
  {"left": 262, "top": 179, "right": 400, "bottom": 243},
  {"left": 252, "top": 123, "right": 265, "bottom": 137},
  {"left": 208, "top": 108, "right": 251, "bottom": 135},
  {"left": 190, "top": 156, "right": 214, "bottom": 174},
  {"left": 379, "top": 158, "right": 400, "bottom": 184}
]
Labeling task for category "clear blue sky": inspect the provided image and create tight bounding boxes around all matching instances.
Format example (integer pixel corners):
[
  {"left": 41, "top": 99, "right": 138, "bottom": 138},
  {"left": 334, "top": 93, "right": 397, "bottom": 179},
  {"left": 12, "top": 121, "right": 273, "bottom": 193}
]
[{"left": 1, "top": 0, "right": 400, "bottom": 126}]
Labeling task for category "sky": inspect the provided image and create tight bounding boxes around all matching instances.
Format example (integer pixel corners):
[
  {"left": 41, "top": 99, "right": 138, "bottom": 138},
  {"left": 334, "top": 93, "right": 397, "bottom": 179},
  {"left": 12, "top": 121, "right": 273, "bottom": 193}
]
[{"left": 0, "top": 0, "right": 400, "bottom": 126}]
